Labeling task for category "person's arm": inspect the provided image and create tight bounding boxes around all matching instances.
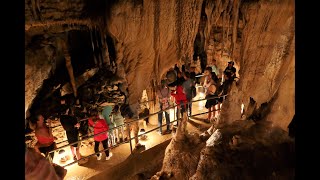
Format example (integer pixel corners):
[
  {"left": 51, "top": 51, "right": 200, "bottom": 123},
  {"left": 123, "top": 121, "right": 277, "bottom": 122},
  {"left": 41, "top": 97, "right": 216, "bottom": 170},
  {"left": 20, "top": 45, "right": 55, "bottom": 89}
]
[
  {"left": 47, "top": 119, "right": 54, "bottom": 137},
  {"left": 88, "top": 118, "right": 94, "bottom": 127}
]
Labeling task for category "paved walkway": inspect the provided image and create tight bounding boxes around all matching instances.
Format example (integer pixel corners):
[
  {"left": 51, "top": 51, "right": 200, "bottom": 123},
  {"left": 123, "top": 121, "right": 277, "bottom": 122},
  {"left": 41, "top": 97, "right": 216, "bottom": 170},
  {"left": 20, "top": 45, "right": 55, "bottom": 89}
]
[{"left": 56, "top": 91, "right": 212, "bottom": 180}]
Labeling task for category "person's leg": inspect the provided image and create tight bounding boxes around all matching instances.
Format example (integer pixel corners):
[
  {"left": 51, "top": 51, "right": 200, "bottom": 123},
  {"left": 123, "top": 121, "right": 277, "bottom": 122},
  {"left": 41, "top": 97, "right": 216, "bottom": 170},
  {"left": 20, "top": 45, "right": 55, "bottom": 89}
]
[
  {"left": 158, "top": 111, "right": 163, "bottom": 133},
  {"left": 176, "top": 106, "right": 180, "bottom": 125},
  {"left": 48, "top": 143, "right": 55, "bottom": 161},
  {"left": 181, "top": 102, "right": 185, "bottom": 117},
  {"left": 101, "top": 139, "right": 110, "bottom": 157},
  {"left": 120, "top": 126, "right": 124, "bottom": 142},
  {"left": 115, "top": 128, "right": 119, "bottom": 143},
  {"left": 208, "top": 105, "right": 212, "bottom": 121},
  {"left": 211, "top": 106, "right": 216, "bottom": 120},
  {"left": 189, "top": 99, "right": 192, "bottom": 116},
  {"left": 165, "top": 111, "right": 170, "bottom": 131},
  {"left": 126, "top": 124, "right": 130, "bottom": 142},
  {"left": 94, "top": 141, "right": 100, "bottom": 155},
  {"left": 70, "top": 146, "right": 76, "bottom": 158},
  {"left": 74, "top": 144, "right": 81, "bottom": 160},
  {"left": 133, "top": 122, "right": 139, "bottom": 146}
]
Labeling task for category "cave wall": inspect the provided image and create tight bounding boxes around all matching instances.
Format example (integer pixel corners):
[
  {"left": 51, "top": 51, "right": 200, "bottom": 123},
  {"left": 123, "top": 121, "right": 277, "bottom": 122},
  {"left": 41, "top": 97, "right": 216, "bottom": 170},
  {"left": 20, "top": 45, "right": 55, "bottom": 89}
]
[
  {"left": 107, "top": 0, "right": 203, "bottom": 112},
  {"left": 25, "top": 35, "right": 62, "bottom": 114},
  {"left": 25, "top": 0, "right": 204, "bottom": 117},
  {"left": 218, "top": 0, "right": 295, "bottom": 130},
  {"left": 25, "top": 0, "right": 295, "bottom": 130}
]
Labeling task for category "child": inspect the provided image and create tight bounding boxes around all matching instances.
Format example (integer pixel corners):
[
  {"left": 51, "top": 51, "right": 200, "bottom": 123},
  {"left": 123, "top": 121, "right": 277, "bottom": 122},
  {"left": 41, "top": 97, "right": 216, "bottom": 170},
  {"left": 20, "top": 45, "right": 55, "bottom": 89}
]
[
  {"left": 111, "top": 105, "right": 125, "bottom": 143},
  {"left": 88, "top": 109, "right": 113, "bottom": 160}
]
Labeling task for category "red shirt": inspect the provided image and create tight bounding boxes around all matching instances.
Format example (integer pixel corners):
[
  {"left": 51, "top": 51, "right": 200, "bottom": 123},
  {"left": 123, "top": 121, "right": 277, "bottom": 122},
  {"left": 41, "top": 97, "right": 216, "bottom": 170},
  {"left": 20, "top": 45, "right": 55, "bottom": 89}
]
[
  {"left": 88, "top": 118, "right": 109, "bottom": 142},
  {"left": 171, "top": 85, "right": 188, "bottom": 107}
]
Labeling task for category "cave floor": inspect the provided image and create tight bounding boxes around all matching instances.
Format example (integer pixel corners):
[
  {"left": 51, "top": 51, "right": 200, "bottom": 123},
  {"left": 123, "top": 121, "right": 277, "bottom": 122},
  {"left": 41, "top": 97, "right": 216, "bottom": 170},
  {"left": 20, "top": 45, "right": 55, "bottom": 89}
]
[{"left": 55, "top": 90, "right": 211, "bottom": 180}]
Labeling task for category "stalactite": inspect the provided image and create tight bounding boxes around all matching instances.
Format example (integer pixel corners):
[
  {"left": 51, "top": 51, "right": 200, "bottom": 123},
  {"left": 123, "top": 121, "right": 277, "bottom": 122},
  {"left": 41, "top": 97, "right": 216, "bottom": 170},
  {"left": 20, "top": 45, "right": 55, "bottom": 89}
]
[
  {"left": 95, "top": 29, "right": 102, "bottom": 68},
  {"left": 30, "top": 0, "right": 38, "bottom": 21},
  {"left": 153, "top": 0, "right": 160, "bottom": 84},
  {"left": 36, "top": 0, "right": 41, "bottom": 21},
  {"left": 226, "top": 14, "right": 230, "bottom": 55},
  {"left": 231, "top": 0, "right": 241, "bottom": 58},
  {"left": 176, "top": 0, "right": 183, "bottom": 58},
  {"left": 221, "top": 10, "right": 226, "bottom": 57},
  {"left": 61, "top": 38, "right": 77, "bottom": 98},
  {"left": 90, "top": 30, "right": 98, "bottom": 66},
  {"left": 102, "top": 34, "right": 110, "bottom": 66}
]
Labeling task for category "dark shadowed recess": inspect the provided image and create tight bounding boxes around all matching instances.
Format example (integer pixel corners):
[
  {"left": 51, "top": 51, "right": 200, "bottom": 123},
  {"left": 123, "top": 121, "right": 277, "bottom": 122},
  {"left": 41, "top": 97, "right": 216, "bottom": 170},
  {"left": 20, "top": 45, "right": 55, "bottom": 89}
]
[{"left": 28, "top": 30, "right": 96, "bottom": 119}]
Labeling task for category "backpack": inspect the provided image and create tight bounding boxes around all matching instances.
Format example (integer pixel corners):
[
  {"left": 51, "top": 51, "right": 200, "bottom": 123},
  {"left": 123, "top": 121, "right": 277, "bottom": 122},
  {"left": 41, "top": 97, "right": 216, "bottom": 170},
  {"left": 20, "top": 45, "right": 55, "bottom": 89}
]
[{"left": 191, "top": 85, "right": 197, "bottom": 98}]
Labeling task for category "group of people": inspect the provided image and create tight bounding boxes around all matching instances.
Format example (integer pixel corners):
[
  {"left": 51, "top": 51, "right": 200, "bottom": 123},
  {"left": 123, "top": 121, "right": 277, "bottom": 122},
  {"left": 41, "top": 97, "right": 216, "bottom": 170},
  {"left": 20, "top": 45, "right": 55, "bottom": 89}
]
[
  {"left": 156, "top": 65, "right": 197, "bottom": 135},
  {"left": 25, "top": 58, "right": 237, "bottom": 179},
  {"left": 203, "top": 59, "right": 237, "bottom": 122},
  {"left": 28, "top": 97, "right": 138, "bottom": 168},
  {"left": 155, "top": 59, "right": 237, "bottom": 134}
]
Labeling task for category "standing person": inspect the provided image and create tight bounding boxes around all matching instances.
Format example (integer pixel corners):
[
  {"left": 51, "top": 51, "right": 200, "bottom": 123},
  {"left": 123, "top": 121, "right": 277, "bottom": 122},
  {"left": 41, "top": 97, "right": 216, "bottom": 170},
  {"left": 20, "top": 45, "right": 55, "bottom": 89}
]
[
  {"left": 73, "top": 98, "right": 88, "bottom": 138},
  {"left": 111, "top": 105, "right": 125, "bottom": 143},
  {"left": 224, "top": 61, "right": 237, "bottom": 80},
  {"left": 203, "top": 67, "right": 218, "bottom": 122},
  {"left": 157, "top": 80, "right": 172, "bottom": 135},
  {"left": 120, "top": 104, "right": 143, "bottom": 149},
  {"left": 171, "top": 85, "right": 188, "bottom": 126},
  {"left": 30, "top": 114, "right": 55, "bottom": 161},
  {"left": 210, "top": 59, "right": 220, "bottom": 79},
  {"left": 217, "top": 72, "right": 234, "bottom": 109},
  {"left": 182, "top": 72, "right": 195, "bottom": 116},
  {"left": 88, "top": 109, "right": 113, "bottom": 160},
  {"left": 59, "top": 107, "right": 87, "bottom": 165},
  {"left": 168, "top": 70, "right": 185, "bottom": 87},
  {"left": 101, "top": 105, "right": 116, "bottom": 147}
]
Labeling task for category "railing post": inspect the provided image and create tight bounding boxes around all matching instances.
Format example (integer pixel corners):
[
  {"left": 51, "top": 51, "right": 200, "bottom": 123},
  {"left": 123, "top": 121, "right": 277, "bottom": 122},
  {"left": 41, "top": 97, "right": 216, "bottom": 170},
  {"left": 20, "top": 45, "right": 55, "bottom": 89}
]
[
  {"left": 173, "top": 105, "right": 176, "bottom": 124},
  {"left": 128, "top": 123, "right": 133, "bottom": 153}
]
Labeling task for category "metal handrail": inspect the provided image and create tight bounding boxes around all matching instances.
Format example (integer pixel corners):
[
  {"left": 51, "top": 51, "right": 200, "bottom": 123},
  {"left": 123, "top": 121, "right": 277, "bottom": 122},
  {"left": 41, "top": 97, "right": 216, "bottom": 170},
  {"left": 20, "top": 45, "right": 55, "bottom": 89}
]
[
  {"left": 48, "top": 94, "right": 226, "bottom": 152},
  {"left": 48, "top": 94, "right": 228, "bottom": 167}
]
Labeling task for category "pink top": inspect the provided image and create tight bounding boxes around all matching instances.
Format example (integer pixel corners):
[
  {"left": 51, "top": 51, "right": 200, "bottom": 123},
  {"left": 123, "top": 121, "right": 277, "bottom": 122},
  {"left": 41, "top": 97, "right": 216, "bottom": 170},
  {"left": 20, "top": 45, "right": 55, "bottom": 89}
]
[
  {"left": 88, "top": 117, "right": 109, "bottom": 142},
  {"left": 36, "top": 134, "right": 54, "bottom": 145}
]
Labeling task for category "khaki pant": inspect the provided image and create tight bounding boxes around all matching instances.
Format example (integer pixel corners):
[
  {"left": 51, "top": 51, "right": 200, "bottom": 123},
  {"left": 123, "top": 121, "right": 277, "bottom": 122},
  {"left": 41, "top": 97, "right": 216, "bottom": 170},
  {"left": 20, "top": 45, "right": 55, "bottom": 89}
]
[{"left": 125, "top": 121, "right": 139, "bottom": 146}]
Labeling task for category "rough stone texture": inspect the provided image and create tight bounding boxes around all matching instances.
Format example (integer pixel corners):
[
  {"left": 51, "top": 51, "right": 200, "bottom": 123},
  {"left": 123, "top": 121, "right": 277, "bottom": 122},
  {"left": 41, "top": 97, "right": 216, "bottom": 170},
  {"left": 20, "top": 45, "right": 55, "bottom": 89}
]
[
  {"left": 25, "top": 0, "right": 295, "bottom": 178},
  {"left": 25, "top": 35, "right": 58, "bottom": 114},
  {"left": 25, "top": 0, "right": 204, "bottom": 118},
  {"left": 219, "top": 0, "right": 295, "bottom": 130},
  {"left": 189, "top": 120, "right": 295, "bottom": 180},
  {"left": 155, "top": 115, "right": 205, "bottom": 179},
  {"left": 151, "top": 120, "right": 294, "bottom": 180},
  {"left": 108, "top": 0, "right": 203, "bottom": 109}
]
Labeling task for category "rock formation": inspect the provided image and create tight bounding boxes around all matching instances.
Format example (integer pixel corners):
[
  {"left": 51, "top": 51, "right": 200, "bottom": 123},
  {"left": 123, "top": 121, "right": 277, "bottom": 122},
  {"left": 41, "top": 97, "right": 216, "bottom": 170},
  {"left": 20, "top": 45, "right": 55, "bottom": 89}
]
[{"left": 25, "top": 0, "right": 295, "bottom": 179}]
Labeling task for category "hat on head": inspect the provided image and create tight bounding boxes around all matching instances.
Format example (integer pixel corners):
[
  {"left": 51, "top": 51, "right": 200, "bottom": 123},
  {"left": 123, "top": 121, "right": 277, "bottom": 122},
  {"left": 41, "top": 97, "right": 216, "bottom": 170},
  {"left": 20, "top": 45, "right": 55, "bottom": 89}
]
[{"left": 228, "top": 61, "right": 234, "bottom": 65}]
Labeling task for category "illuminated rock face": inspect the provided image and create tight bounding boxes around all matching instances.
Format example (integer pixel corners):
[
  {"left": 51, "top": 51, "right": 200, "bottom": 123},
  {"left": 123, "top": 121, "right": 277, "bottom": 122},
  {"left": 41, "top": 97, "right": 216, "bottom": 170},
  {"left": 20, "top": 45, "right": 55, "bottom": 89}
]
[
  {"left": 25, "top": 0, "right": 294, "bottom": 130},
  {"left": 25, "top": 0, "right": 294, "bottom": 179},
  {"left": 218, "top": 0, "right": 295, "bottom": 130},
  {"left": 25, "top": 0, "right": 203, "bottom": 117}
]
